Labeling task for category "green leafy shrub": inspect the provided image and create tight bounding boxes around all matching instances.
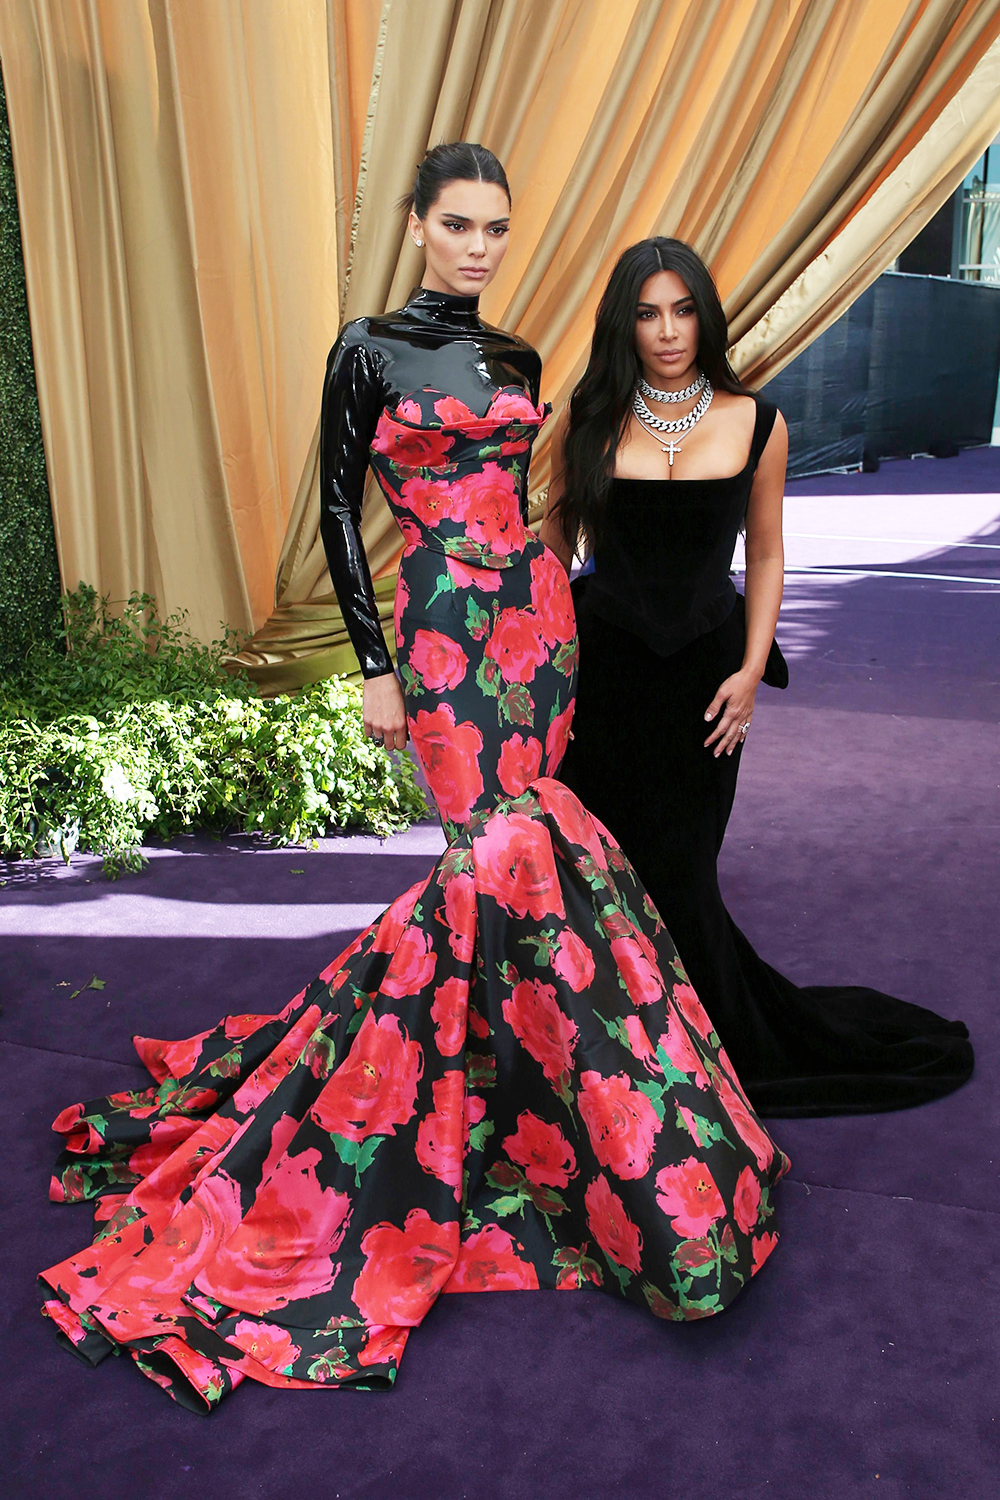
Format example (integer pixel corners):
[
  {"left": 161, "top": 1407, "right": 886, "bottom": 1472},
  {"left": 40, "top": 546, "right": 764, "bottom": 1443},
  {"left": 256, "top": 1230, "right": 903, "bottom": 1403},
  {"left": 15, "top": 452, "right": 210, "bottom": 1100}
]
[
  {"left": 0, "top": 586, "right": 428, "bottom": 874},
  {"left": 0, "top": 64, "right": 62, "bottom": 676}
]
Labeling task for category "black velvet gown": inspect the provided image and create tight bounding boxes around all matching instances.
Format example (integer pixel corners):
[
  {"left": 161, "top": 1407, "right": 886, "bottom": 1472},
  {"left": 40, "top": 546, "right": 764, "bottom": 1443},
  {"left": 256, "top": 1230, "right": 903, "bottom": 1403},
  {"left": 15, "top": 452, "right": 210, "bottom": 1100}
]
[{"left": 559, "top": 395, "right": 974, "bottom": 1117}]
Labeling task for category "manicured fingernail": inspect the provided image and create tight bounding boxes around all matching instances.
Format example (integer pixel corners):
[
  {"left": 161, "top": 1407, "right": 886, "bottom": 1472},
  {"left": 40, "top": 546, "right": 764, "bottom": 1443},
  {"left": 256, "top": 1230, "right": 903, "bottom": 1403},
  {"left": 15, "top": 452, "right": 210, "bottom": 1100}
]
[{"left": 704, "top": 711, "right": 712, "bottom": 721}]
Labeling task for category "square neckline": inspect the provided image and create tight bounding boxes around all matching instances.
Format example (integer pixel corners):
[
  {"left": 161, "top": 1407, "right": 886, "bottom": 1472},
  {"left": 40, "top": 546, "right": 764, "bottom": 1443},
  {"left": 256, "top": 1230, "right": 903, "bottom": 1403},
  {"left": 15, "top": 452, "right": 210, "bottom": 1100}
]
[{"left": 613, "top": 393, "right": 766, "bottom": 487}]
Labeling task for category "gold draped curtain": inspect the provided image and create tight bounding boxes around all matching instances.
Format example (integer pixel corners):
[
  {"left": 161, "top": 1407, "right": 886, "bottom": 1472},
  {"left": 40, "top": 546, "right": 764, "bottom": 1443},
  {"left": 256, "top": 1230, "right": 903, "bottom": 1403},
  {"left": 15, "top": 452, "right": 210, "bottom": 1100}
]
[{"left": 3, "top": 1, "right": 1000, "bottom": 693}]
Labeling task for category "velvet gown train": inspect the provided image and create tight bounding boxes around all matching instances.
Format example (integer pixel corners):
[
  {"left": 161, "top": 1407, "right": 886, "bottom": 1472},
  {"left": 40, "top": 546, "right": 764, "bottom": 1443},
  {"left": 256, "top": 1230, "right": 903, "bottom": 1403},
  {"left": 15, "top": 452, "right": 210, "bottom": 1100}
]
[
  {"left": 560, "top": 395, "right": 973, "bottom": 1118},
  {"left": 39, "top": 357, "right": 789, "bottom": 1412}
]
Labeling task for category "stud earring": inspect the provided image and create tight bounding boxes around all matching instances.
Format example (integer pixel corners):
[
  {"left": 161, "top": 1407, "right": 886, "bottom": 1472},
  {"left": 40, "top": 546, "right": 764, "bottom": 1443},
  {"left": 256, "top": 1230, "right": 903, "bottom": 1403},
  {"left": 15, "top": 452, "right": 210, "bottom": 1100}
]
[{"left": 415, "top": 238, "right": 423, "bottom": 247}]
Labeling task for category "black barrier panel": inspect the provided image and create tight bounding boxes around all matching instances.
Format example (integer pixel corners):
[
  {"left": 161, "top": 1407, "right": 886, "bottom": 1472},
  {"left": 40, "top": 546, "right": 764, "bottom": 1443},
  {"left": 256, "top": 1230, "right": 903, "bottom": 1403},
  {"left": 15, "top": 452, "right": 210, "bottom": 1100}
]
[
  {"left": 760, "top": 290, "right": 872, "bottom": 478},
  {"left": 761, "top": 271, "right": 1000, "bottom": 478},
  {"left": 865, "top": 272, "right": 1000, "bottom": 459}
]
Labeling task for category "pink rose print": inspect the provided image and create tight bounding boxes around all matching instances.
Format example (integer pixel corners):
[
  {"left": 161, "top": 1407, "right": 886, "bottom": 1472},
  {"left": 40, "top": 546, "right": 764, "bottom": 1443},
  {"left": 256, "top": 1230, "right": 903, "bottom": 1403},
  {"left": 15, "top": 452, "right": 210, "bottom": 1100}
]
[
  {"left": 497, "top": 733, "right": 543, "bottom": 797},
  {"left": 451, "top": 463, "right": 521, "bottom": 555},
  {"left": 438, "top": 869, "right": 475, "bottom": 962},
  {"left": 430, "top": 976, "right": 468, "bottom": 1057},
  {"left": 409, "top": 704, "right": 484, "bottom": 828},
  {"left": 657, "top": 1013, "right": 709, "bottom": 1088},
  {"left": 444, "top": 1225, "right": 539, "bottom": 1292},
  {"left": 535, "top": 779, "right": 606, "bottom": 868},
  {"left": 751, "top": 1232, "right": 779, "bottom": 1273},
  {"left": 502, "top": 1111, "right": 577, "bottom": 1188},
  {"left": 372, "top": 414, "right": 455, "bottom": 470},
  {"left": 381, "top": 927, "right": 437, "bottom": 999},
  {"left": 415, "top": 1071, "right": 465, "bottom": 1199},
  {"left": 544, "top": 703, "right": 575, "bottom": 775},
  {"left": 711, "top": 1067, "right": 776, "bottom": 1173},
  {"left": 610, "top": 935, "right": 664, "bottom": 1006},
  {"left": 530, "top": 552, "right": 576, "bottom": 646},
  {"left": 433, "top": 394, "right": 478, "bottom": 425},
  {"left": 487, "top": 390, "right": 539, "bottom": 423},
  {"left": 670, "top": 981, "right": 715, "bottom": 1042},
  {"left": 552, "top": 928, "right": 596, "bottom": 992},
  {"left": 676, "top": 1103, "right": 708, "bottom": 1147},
  {"left": 409, "top": 629, "right": 468, "bottom": 691},
  {"left": 655, "top": 1157, "right": 726, "bottom": 1238},
  {"left": 134, "top": 1027, "right": 213, "bottom": 1083},
  {"left": 195, "top": 1121, "right": 351, "bottom": 1313},
  {"left": 447, "top": 556, "right": 503, "bottom": 591},
  {"left": 732, "top": 1165, "right": 763, "bottom": 1235},
  {"left": 502, "top": 978, "right": 578, "bottom": 1085},
  {"left": 674, "top": 1238, "right": 717, "bottom": 1272},
  {"left": 464, "top": 1092, "right": 486, "bottom": 1150},
  {"left": 310, "top": 1012, "right": 423, "bottom": 1141},
  {"left": 623, "top": 1014, "right": 659, "bottom": 1070},
  {"left": 352, "top": 1208, "right": 460, "bottom": 1326},
  {"left": 128, "top": 1118, "right": 193, "bottom": 1179},
  {"left": 485, "top": 607, "right": 549, "bottom": 683},
  {"left": 357, "top": 1324, "right": 408, "bottom": 1369},
  {"left": 399, "top": 473, "right": 460, "bottom": 526},
  {"left": 370, "top": 879, "right": 426, "bottom": 955},
  {"left": 585, "top": 1173, "right": 643, "bottom": 1275},
  {"left": 578, "top": 1070, "right": 661, "bottom": 1179},
  {"left": 223, "top": 1013, "right": 273, "bottom": 1041},
  {"left": 230, "top": 1319, "right": 302, "bottom": 1373},
  {"left": 473, "top": 811, "right": 566, "bottom": 921}
]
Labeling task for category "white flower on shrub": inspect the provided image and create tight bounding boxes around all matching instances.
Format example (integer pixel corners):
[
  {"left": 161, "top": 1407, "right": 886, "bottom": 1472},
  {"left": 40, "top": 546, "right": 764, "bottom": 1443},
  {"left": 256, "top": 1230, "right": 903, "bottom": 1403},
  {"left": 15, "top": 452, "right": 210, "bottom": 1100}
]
[{"left": 101, "top": 761, "right": 137, "bottom": 804}]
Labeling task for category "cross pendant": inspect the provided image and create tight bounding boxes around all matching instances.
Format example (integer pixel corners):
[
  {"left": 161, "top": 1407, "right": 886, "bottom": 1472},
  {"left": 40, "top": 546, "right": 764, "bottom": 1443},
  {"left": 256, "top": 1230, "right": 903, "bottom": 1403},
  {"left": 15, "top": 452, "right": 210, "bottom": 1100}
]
[{"left": 661, "top": 438, "right": 682, "bottom": 466}]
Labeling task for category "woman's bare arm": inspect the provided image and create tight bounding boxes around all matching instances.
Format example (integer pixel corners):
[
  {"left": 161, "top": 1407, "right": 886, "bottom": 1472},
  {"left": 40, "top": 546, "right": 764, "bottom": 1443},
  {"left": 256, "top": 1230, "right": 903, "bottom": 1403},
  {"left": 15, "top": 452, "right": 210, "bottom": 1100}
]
[
  {"left": 741, "top": 412, "right": 787, "bottom": 681},
  {"left": 538, "top": 408, "right": 576, "bottom": 573},
  {"left": 703, "top": 412, "right": 787, "bottom": 756}
]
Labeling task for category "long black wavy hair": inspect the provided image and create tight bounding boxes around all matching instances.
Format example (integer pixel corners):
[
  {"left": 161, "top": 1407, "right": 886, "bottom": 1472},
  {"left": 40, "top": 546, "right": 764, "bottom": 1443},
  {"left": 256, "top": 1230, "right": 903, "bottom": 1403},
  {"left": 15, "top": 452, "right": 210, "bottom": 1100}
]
[{"left": 555, "top": 238, "right": 744, "bottom": 556}]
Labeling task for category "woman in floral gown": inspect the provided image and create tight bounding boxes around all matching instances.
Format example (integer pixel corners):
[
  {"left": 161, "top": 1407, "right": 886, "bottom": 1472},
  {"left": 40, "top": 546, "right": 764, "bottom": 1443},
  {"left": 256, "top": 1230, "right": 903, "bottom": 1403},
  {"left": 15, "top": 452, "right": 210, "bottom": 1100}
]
[{"left": 39, "top": 144, "right": 789, "bottom": 1413}]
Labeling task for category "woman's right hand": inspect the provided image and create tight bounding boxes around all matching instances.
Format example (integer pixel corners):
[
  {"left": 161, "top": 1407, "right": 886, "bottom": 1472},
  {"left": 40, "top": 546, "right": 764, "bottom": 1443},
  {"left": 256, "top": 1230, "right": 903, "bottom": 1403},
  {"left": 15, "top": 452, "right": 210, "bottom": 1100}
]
[{"left": 363, "top": 671, "right": 408, "bottom": 750}]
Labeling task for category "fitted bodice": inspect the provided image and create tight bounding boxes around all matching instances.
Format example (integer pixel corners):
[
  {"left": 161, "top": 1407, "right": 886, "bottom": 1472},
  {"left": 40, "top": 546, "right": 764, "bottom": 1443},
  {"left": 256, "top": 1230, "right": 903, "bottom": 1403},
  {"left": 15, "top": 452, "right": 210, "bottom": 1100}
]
[
  {"left": 583, "top": 395, "right": 777, "bottom": 656},
  {"left": 319, "top": 288, "right": 543, "bottom": 677},
  {"left": 368, "top": 385, "right": 547, "bottom": 567}
]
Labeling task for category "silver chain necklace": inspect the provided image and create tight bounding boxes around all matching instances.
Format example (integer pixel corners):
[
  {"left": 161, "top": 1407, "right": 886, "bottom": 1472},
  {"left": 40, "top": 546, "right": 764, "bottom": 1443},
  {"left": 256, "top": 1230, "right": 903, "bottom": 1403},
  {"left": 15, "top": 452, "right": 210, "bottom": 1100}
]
[
  {"left": 631, "top": 377, "right": 714, "bottom": 468},
  {"left": 638, "top": 372, "right": 705, "bottom": 404}
]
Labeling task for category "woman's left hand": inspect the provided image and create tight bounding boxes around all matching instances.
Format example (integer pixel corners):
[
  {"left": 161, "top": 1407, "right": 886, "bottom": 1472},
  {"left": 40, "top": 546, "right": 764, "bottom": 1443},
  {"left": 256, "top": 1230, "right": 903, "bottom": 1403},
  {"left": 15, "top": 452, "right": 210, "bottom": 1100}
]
[{"left": 704, "top": 669, "right": 760, "bottom": 757}]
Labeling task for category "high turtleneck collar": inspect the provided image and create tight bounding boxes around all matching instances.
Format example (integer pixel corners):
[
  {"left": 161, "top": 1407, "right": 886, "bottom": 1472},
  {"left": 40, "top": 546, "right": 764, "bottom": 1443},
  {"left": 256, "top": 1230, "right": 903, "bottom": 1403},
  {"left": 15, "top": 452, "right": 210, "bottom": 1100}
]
[{"left": 404, "top": 286, "right": 482, "bottom": 328}]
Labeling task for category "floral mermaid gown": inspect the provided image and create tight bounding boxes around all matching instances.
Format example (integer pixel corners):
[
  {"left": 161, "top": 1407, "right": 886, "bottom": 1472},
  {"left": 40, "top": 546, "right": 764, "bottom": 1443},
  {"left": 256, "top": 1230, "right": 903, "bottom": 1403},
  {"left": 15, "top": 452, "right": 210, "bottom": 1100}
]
[{"left": 40, "top": 325, "right": 790, "bottom": 1413}]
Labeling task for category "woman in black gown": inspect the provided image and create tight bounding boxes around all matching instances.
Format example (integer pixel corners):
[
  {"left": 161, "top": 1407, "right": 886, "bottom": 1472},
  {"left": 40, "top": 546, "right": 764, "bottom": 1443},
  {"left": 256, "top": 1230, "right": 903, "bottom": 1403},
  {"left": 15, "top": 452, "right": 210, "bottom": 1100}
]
[{"left": 542, "top": 238, "right": 973, "bottom": 1118}]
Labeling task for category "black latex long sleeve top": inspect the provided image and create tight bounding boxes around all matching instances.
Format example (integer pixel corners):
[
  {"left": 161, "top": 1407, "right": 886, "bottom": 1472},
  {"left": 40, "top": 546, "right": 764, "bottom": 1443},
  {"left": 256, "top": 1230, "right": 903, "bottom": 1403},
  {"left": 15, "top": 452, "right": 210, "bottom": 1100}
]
[
  {"left": 319, "top": 331, "right": 393, "bottom": 679},
  {"left": 318, "top": 287, "right": 542, "bottom": 680}
]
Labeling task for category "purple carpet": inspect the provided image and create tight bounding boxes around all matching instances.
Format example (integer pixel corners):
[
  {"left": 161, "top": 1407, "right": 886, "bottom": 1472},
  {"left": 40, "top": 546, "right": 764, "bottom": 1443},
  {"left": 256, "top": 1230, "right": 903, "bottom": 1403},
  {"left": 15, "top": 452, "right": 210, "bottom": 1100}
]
[{"left": 2, "top": 449, "right": 998, "bottom": 1498}]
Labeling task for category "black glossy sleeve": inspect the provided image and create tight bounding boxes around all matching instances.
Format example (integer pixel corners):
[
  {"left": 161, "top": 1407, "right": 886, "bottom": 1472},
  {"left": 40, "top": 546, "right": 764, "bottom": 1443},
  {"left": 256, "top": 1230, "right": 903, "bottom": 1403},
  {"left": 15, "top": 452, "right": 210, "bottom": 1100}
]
[
  {"left": 319, "top": 328, "right": 394, "bottom": 679},
  {"left": 522, "top": 349, "right": 544, "bottom": 524}
]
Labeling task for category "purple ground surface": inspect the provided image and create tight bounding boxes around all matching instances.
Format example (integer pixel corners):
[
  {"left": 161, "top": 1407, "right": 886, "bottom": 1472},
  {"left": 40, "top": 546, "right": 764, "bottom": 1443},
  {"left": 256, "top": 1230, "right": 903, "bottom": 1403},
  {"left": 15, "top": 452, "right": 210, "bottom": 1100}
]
[{"left": 2, "top": 450, "right": 998, "bottom": 1499}]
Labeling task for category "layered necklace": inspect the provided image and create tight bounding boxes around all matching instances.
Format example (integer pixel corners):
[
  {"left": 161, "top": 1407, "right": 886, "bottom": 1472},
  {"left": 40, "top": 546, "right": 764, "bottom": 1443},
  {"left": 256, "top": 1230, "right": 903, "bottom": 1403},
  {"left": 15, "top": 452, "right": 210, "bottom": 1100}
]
[{"left": 631, "top": 371, "right": 713, "bottom": 469}]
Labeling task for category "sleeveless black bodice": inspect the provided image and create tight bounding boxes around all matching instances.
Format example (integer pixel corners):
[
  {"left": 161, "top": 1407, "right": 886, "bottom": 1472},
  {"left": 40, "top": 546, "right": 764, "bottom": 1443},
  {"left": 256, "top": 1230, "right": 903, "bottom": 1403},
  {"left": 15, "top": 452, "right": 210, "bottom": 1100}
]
[
  {"left": 584, "top": 395, "right": 777, "bottom": 658},
  {"left": 320, "top": 287, "right": 541, "bottom": 678}
]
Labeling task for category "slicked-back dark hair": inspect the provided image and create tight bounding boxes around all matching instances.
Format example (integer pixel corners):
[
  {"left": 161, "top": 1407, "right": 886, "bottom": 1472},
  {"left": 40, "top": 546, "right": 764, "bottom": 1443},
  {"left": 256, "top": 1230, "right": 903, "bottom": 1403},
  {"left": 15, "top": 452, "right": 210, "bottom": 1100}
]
[
  {"left": 555, "top": 238, "right": 744, "bottom": 557},
  {"left": 397, "top": 141, "right": 510, "bottom": 218}
]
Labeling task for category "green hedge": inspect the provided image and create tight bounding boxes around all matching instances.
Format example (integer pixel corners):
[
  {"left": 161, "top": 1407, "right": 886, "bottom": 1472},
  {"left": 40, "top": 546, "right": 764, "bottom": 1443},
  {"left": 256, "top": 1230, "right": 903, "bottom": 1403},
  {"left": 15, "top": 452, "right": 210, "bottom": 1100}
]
[
  {"left": 0, "top": 60, "right": 62, "bottom": 675},
  {"left": 0, "top": 586, "right": 428, "bottom": 875}
]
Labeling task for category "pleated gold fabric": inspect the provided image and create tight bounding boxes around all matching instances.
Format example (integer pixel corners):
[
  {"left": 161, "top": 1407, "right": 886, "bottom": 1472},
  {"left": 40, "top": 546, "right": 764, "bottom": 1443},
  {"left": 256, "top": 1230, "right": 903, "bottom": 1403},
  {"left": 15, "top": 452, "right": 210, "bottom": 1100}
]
[{"left": 1, "top": 1, "right": 999, "bottom": 690}]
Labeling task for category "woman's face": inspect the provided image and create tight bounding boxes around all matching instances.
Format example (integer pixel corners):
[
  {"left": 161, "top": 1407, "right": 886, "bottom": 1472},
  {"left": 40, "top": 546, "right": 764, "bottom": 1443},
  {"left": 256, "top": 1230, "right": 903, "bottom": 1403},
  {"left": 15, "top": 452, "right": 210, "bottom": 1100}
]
[
  {"left": 633, "top": 270, "right": 700, "bottom": 387},
  {"left": 411, "top": 179, "right": 511, "bottom": 297}
]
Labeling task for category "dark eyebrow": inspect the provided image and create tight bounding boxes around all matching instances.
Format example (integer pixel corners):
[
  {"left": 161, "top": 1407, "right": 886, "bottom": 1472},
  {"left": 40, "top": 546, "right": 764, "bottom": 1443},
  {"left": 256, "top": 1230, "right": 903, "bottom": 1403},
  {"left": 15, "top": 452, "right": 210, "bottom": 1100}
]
[
  {"left": 636, "top": 297, "right": 695, "bottom": 311},
  {"left": 437, "top": 212, "right": 510, "bottom": 226}
]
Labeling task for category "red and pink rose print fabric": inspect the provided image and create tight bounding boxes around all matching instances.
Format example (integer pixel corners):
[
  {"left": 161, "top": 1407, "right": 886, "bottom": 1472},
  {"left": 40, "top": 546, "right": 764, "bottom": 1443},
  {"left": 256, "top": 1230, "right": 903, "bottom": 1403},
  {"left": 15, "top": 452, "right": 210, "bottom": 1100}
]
[{"left": 39, "top": 388, "right": 789, "bottom": 1413}]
